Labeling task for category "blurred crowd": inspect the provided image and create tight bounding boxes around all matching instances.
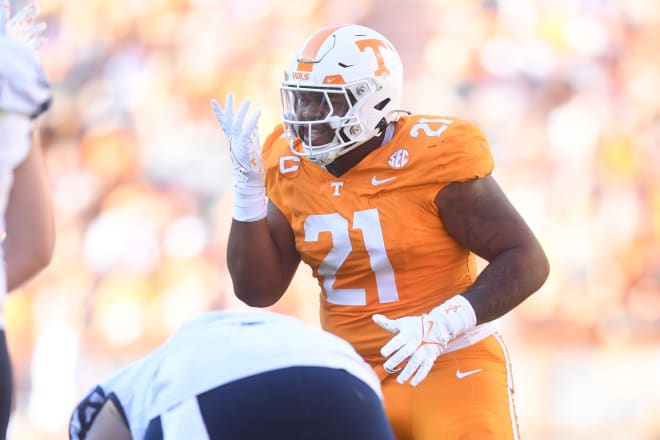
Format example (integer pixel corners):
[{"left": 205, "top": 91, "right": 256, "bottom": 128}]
[{"left": 3, "top": 0, "right": 659, "bottom": 438}]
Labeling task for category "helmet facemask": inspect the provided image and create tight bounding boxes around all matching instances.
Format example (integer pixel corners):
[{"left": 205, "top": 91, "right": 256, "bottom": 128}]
[{"left": 280, "top": 79, "right": 382, "bottom": 165}]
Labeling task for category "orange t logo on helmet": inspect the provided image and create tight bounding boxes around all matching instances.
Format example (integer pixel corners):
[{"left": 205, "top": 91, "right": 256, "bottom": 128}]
[{"left": 355, "top": 39, "right": 391, "bottom": 77}]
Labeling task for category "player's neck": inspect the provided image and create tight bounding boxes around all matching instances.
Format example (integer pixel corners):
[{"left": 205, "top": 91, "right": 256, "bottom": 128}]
[{"left": 324, "top": 125, "right": 392, "bottom": 177}]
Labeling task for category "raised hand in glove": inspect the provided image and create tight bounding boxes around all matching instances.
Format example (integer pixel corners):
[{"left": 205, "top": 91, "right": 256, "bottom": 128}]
[
  {"left": 211, "top": 93, "right": 267, "bottom": 222},
  {"left": 373, "top": 295, "right": 477, "bottom": 386},
  {"left": 0, "top": 0, "right": 51, "bottom": 118},
  {"left": 3, "top": 0, "right": 48, "bottom": 49}
]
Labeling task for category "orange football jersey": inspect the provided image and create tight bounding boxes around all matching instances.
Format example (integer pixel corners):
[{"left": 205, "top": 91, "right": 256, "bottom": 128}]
[{"left": 262, "top": 115, "right": 494, "bottom": 365}]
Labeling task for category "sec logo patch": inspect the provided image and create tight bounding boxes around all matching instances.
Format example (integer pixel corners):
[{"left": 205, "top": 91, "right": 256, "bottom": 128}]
[{"left": 388, "top": 149, "right": 409, "bottom": 169}]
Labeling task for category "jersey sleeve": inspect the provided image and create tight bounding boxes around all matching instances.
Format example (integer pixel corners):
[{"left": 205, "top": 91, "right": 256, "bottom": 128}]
[
  {"left": 68, "top": 385, "right": 129, "bottom": 440},
  {"left": 261, "top": 124, "right": 285, "bottom": 161},
  {"left": 262, "top": 124, "right": 295, "bottom": 216},
  {"left": 433, "top": 118, "right": 494, "bottom": 184}
]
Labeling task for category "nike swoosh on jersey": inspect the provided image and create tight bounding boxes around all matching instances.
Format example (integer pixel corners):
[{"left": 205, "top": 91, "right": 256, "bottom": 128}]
[
  {"left": 371, "top": 176, "right": 396, "bottom": 186},
  {"left": 456, "top": 368, "right": 482, "bottom": 379}
]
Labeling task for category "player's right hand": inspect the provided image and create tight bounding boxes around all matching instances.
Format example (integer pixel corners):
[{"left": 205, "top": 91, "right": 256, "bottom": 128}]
[
  {"left": 0, "top": 0, "right": 51, "bottom": 118},
  {"left": 211, "top": 93, "right": 264, "bottom": 188},
  {"left": 211, "top": 93, "right": 267, "bottom": 222}
]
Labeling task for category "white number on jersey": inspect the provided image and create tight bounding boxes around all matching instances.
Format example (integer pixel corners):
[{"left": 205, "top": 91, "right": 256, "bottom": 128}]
[
  {"left": 410, "top": 118, "right": 453, "bottom": 137},
  {"left": 304, "top": 208, "right": 399, "bottom": 306}
]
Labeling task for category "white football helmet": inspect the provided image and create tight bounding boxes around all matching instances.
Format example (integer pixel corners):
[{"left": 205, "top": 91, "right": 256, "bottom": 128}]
[{"left": 280, "top": 24, "right": 403, "bottom": 165}]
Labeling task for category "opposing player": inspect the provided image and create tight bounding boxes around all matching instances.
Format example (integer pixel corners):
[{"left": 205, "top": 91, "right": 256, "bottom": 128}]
[
  {"left": 0, "top": 1, "right": 54, "bottom": 437},
  {"left": 213, "top": 24, "right": 550, "bottom": 439},
  {"left": 69, "top": 310, "right": 395, "bottom": 440}
]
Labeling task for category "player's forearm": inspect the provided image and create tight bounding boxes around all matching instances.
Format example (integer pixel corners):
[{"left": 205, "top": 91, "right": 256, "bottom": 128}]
[
  {"left": 461, "top": 245, "right": 549, "bottom": 325},
  {"left": 4, "top": 136, "right": 55, "bottom": 291},
  {"left": 227, "top": 219, "right": 292, "bottom": 307}
]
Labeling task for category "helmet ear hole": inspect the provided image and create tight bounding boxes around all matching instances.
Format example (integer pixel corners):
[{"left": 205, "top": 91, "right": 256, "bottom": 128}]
[{"left": 374, "top": 98, "right": 390, "bottom": 111}]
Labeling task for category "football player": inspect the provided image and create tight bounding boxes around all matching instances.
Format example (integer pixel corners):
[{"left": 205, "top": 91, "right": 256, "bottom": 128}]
[
  {"left": 0, "top": 1, "right": 53, "bottom": 438},
  {"left": 213, "top": 24, "right": 550, "bottom": 439},
  {"left": 69, "top": 310, "right": 395, "bottom": 439}
]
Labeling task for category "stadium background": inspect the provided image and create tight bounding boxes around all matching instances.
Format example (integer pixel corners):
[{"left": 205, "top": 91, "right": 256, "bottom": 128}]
[{"left": 4, "top": 0, "right": 659, "bottom": 438}]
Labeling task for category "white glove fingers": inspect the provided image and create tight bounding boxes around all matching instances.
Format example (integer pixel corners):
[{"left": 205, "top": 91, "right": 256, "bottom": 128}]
[
  {"left": 372, "top": 314, "right": 398, "bottom": 333},
  {"left": 223, "top": 92, "right": 234, "bottom": 133},
  {"left": 212, "top": 91, "right": 265, "bottom": 221},
  {"left": 244, "top": 109, "right": 261, "bottom": 136},
  {"left": 380, "top": 333, "right": 407, "bottom": 357},
  {"left": 21, "top": 24, "right": 47, "bottom": 50},
  {"left": 225, "top": 92, "right": 233, "bottom": 115},
  {"left": 396, "top": 351, "right": 424, "bottom": 384},
  {"left": 233, "top": 98, "right": 250, "bottom": 139},
  {"left": 6, "top": 1, "right": 46, "bottom": 49},
  {"left": 383, "top": 344, "right": 415, "bottom": 372},
  {"left": 30, "top": 20, "right": 47, "bottom": 39},
  {"left": 7, "top": 2, "right": 34, "bottom": 37},
  {"left": 409, "top": 356, "right": 435, "bottom": 387},
  {"left": 211, "top": 93, "right": 237, "bottom": 135},
  {"left": 211, "top": 99, "right": 224, "bottom": 126},
  {"left": 8, "top": 1, "right": 37, "bottom": 27},
  {"left": 241, "top": 109, "right": 261, "bottom": 150}
]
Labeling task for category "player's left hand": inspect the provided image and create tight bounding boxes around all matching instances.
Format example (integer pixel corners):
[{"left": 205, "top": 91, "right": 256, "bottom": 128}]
[
  {"left": 373, "top": 312, "right": 453, "bottom": 386},
  {"left": 0, "top": 0, "right": 51, "bottom": 118},
  {"left": 2, "top": 0, "right": 48, "bottom": 49},
  {"left": 373, "top": 295, "right": 477, "bottom": 386}
]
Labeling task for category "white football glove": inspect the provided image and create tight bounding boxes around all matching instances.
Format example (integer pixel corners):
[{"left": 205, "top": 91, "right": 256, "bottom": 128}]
[
  {"left": 211, "top": 92, "right": 267, "bottom": 222},
  {"left": 3, "top": 0, "right": 48, "bottom": 50},
  {"left": 373, "top": 295, "right": 477, "bottom": 386},
  {"left": 0, "top": 0, "right": 51, "bottom": 118}
]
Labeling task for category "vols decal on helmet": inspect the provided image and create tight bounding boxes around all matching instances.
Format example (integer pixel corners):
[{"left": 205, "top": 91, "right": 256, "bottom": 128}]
[
  {"left": 388, "top": 149, "right": 409, "bottom": 169},
  {"left": 355, "top": 39, "right": 391, "bottom": 77}
]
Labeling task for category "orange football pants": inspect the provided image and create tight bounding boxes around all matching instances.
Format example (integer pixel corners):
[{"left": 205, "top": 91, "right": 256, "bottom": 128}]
[{"left": 375, "top": 333, "right": 520, "bottom": 440}]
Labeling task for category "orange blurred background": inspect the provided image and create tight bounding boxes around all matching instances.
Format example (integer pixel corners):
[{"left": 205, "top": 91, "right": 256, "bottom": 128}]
[{"left": 5, "top": 0, "right": 660, "bottom": 438}]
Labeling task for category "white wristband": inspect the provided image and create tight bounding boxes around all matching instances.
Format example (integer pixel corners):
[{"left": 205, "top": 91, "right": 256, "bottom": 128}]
[
  {"left": 429, "top": 295, "right": 477, "bottom": 338},
  {"left": 232, "top": 183, "right": 267, "bottom": 222}
]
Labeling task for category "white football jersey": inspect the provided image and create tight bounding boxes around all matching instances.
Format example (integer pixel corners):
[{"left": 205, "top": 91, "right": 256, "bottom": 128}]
[
  {"left": 84, "top": 310, "right": 381, "bottom": 439},
  {"left": 0, "top": 34, "right": 52, "bottom": 117}
]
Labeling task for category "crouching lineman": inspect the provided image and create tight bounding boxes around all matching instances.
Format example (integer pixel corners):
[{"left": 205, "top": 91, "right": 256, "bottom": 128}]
[{"left": 69, "top": 310, "right": 395, "bottom": 440}]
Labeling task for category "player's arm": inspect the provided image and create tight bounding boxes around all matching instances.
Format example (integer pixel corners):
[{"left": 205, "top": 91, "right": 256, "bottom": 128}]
[
  {"left": 373, "top": 172, "right": 549, "bottom": 387},
  {"left": 76, "top": 399, "right": 130, "bottom": 440},
  {"left": 213, "top": 93, "right": 301, "bottom": 307},
  {"left": 69, "top": 387, "right": 131, "bottom": 440},
  {"left": 83, "top": 399, "right": 131, "bottom": 440},
  {"left": 227, "top": 201, "right": 301, "bottom": 307},
  {"left": 435, "top": 174, "right": 550, "bottom": 324},
  {"left": 4, "top": 129, "right": 54, "bottom": 291},
  {"left": 0, "top": 3, "right": 54, "bottom": 292}
]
